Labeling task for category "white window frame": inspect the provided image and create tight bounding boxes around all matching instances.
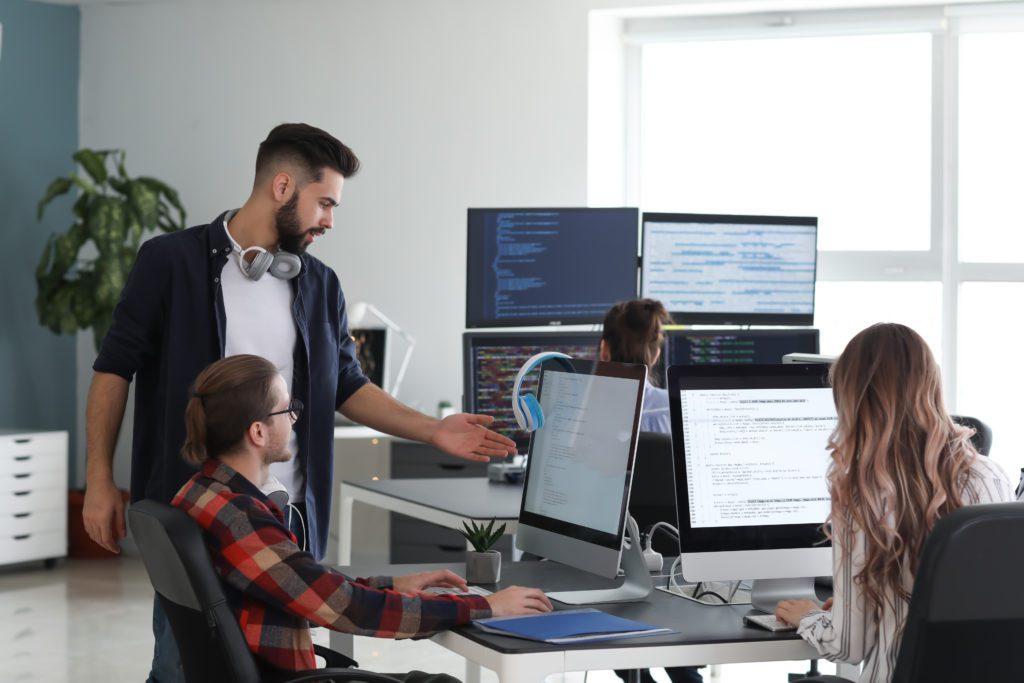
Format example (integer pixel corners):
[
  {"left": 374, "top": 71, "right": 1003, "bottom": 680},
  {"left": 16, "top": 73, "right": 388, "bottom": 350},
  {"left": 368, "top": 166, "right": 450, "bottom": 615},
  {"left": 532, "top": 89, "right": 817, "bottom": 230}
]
[{"left": 596, "top": 2, "right": 1024, "bottom": 407}]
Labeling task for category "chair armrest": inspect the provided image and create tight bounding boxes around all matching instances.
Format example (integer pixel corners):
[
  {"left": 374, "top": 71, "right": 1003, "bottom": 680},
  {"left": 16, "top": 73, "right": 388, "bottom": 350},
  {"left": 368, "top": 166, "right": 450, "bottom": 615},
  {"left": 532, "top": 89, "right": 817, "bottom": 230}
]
[
  {"left": 314, "top": 643, "right": 359, "bottom": 669},
  {"left": 281, "top": 667, "right": 401, "bottom": 683}
]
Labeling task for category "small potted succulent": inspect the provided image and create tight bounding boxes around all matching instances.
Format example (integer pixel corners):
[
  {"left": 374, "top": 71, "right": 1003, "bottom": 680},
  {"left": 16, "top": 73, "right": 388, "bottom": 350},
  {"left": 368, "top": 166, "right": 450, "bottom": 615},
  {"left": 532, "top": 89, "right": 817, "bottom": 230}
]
[{"left": 459, "top": 518, "right": 505, "bottom": 584}]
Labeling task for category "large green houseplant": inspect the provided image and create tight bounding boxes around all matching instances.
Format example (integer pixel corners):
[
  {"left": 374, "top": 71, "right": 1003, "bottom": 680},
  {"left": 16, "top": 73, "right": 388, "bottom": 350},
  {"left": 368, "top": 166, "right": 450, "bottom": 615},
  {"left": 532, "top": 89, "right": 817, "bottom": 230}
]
[{"left": 35, "top": 149, "right": 187, "bottom": 349}]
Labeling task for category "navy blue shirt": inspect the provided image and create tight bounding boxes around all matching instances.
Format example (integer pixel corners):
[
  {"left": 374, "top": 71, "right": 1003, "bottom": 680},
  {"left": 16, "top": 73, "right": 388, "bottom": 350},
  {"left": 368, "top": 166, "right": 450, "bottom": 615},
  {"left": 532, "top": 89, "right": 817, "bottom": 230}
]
[{"left": 94, "top": 212, "right": 369, "bottom": 559}]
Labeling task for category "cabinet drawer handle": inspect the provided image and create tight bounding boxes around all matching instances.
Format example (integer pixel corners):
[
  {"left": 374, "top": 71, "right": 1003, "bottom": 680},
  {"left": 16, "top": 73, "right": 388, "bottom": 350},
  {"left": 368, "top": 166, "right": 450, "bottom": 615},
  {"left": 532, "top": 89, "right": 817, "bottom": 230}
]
[
  {"left": 13, "top": 491, "right": 31, "bottom": 497},
  {"left": 438, "top": 544, "right": 464, "bottom": 552},
  {"left": 439, "top": 464, "right": 465, "bottom": 471},
  {"left": 13, "top": 534, "right": 30, "bottom": 541},
  {"left": 13, "top": 473, "right": 31, "bottom": 479},
  {"left": 14, "top": 455, "right": 31, "bottom": 462},
  {"left": 14, "top": 438, "right": 31, "bottom": 444},
  {"left": 13, "top": 513, "right": 30, "bottom": 519}
]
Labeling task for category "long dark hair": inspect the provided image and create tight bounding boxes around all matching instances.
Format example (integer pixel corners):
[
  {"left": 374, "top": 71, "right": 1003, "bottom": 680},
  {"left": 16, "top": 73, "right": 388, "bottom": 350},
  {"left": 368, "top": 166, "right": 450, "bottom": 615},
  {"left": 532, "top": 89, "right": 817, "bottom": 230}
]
[{"left": 182, "top": 355, "right": 280, "bottom": 466}]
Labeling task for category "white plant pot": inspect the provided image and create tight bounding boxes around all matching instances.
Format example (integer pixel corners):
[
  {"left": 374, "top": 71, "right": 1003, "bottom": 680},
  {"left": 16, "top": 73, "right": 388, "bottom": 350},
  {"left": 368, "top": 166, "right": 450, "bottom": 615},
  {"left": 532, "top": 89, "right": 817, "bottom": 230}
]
[{"left": 466, "top": 550, "right": 501, "bottom": 584}]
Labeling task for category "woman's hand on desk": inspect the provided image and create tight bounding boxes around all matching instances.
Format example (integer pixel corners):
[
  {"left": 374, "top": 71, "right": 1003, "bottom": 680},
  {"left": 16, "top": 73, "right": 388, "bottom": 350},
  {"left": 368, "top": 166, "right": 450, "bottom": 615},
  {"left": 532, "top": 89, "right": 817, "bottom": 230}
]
[
  {"left": 776, "top": 597, "right": 833, "bottom": 626},
  {"left": 394, "top": 569, "right": 469, "bottom": 594},
  {"left": 485, "top": 586, "right": 553, "bottom": 617}
]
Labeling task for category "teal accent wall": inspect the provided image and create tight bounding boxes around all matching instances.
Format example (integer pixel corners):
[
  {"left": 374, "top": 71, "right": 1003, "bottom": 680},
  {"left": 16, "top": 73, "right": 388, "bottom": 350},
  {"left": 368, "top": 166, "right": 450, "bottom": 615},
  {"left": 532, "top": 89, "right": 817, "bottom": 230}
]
[{"left": 0, "top": 2, "right": 80, "bottom": 476}]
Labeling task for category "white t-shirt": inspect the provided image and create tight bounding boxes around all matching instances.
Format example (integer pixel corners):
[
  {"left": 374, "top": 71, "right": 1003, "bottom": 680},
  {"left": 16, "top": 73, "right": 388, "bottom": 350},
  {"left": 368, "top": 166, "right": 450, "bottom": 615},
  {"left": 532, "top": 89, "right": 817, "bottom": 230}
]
[{"left": 221, "top": 212, "right": 304, "bottom": 501}]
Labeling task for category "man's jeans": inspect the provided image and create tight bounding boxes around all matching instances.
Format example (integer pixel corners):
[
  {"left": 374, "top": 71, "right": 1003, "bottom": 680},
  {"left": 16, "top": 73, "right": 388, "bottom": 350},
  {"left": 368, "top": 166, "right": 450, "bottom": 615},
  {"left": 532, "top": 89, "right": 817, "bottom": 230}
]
[{"left": 147, "top": 595, "right": 185, "bottom": 683}]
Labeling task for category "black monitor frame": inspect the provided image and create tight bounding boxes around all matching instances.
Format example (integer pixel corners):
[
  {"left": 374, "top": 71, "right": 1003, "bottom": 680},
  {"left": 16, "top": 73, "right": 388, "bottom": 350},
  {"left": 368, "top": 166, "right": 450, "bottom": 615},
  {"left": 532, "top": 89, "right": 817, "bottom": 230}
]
[
  {"left": 667, "top": 363, "right": 833, "bottom": 553},
  {"left": 462, "top": 330, "right": 603, "bottom": 447},
  {"left": 641, "top": 212, "right": 818, "bottom": 326},
  {"left": 466, "top": 207, "right": 641, "bottom": 328}
]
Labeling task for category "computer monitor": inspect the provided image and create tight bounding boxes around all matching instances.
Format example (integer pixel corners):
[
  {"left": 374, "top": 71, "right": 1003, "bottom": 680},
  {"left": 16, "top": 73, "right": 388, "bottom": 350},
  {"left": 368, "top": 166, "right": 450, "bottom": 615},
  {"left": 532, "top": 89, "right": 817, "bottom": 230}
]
[
  {"left": 667, "top": 363, "right": 836, "bottom": 613},
  {"left": 641, "top": 213, "right": 817, "bottom": 326},
  {"left": 462, "top": 331, "right": 601, "bottom": 448},
  {"left": 665, "top": 328, "right": 820, "bottom": 368},
  {"left": 466, "top": 208, "right": 640, "bottom": 328},
  {"left": 516, "top": 358, "right": 651, "bottom": 604}
]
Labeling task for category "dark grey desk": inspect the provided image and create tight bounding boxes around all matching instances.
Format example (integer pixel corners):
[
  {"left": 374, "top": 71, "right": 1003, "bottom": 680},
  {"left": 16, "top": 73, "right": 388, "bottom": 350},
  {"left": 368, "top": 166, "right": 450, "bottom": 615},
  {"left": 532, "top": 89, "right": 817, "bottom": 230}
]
[
  {"left": 330, "top": 560, "right": 824, "bottom": 683},
  {"left": 336, "top": 478, "right": 522, "bottom": 565}
]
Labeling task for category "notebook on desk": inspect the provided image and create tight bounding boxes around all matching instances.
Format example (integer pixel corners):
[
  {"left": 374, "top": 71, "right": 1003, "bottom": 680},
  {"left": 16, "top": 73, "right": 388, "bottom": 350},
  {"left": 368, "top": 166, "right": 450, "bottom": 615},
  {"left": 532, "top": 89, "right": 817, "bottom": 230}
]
[{"left": 472, "top": 608, "right": 673, "bottom": 644}]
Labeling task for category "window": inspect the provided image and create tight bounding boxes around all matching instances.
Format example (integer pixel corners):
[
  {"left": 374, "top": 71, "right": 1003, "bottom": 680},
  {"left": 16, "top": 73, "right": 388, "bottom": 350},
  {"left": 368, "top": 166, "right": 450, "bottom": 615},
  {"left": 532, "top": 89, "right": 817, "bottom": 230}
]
[{"left": 601, "top": 5, "right": 1024, "bottom": 459}]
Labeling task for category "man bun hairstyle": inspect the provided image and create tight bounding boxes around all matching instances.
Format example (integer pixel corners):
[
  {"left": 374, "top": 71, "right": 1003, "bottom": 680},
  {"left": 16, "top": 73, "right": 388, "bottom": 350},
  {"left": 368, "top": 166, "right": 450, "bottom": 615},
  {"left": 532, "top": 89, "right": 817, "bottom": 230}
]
[
  {"left": 601, "top": 299, "right": 673, "bottom": 373},
  {"left": 182, "top": 355, "right": 281, "bottom": 467},
  {"left": 255, "top": 122, "right": 360, "bottom": 186}
]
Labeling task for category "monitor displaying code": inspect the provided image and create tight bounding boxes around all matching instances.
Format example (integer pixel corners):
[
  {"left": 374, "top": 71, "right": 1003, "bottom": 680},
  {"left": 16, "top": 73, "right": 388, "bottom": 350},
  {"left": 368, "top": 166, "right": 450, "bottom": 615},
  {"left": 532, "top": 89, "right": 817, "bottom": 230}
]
[
  {"left": 666, "top": 329, "right": 819, "bottom": 367},
  {"left": 464, "top": 333, "right": 600, "bottom": 446},
  {"left": 466, "top": 208, "right": 640, "bottom": 327},
  {"left": 642, "top": 213, "right": 817, "bottom": 325}
]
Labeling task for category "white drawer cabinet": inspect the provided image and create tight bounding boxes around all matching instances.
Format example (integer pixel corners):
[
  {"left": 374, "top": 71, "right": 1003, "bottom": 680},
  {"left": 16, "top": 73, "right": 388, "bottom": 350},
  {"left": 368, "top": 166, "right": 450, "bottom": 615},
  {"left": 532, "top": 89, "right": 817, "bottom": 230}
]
[{"left": 0, "top": 430, "right": 67, "bottom": 568}]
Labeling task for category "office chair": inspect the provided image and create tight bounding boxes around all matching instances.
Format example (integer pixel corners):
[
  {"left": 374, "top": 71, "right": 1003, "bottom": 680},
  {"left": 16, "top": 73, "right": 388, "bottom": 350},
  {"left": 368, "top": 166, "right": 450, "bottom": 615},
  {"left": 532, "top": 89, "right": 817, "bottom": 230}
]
[
  {"left": 629, "top": 431, "right": 678, "bottom": 556},
  {"left": 127, "top": 499, "right": 401, "bottom": 683},
  {"left": 952, "top": 414, "right": 993, "bottom": 456},
  {"left": 797, "top": 502, "right": 1024, "bottom": 683}
]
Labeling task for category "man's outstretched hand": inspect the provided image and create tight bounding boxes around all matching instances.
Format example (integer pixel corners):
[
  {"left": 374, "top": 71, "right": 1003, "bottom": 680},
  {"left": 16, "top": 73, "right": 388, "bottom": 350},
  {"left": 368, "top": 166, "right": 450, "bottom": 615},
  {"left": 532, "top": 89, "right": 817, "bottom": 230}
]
[{"left": 429, "top": 413, "right": 517, "bottom": 463}]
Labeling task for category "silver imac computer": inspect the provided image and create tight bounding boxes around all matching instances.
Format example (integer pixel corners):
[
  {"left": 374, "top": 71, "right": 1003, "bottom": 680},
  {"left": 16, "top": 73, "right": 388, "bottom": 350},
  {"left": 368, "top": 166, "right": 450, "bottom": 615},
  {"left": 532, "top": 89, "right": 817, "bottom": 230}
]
[
  {"left": 667, "top": 363, "right": 836, "bottom": 613},
  {"left": 515, "top": 358, "right": 650, "bottom": 604}
]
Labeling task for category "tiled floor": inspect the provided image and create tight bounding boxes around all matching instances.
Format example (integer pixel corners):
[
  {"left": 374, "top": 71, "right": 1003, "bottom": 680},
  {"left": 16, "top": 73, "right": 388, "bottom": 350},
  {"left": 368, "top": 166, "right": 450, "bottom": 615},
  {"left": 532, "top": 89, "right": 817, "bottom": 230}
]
[{"left": 0, "top": 557, "right": 836, "bottom": 682}]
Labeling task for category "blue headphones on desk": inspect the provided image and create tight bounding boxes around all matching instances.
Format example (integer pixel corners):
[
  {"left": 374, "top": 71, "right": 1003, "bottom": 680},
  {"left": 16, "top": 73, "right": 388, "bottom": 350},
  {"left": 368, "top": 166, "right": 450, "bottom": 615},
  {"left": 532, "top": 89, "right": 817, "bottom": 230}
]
[{"left": 511, "top": 352, "right": 576, "bottom": 432}]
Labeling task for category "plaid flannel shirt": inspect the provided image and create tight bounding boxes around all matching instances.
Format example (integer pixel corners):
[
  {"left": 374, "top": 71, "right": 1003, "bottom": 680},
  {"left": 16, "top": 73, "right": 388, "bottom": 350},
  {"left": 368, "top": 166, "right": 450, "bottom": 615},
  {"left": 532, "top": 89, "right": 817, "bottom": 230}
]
[{"left": 172, "top": 460, "right": 492, "bottom": 672}]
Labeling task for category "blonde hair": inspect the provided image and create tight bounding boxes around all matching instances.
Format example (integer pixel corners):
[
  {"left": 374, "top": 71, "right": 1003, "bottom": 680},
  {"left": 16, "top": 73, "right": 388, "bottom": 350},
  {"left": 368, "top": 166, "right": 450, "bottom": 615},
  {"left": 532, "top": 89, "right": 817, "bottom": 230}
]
[
  {"left": 182, "top": 355, "right": 280, "bottom": 466},
  {"left": 826, "top": 323, "right": 978, "bottom": 618}
]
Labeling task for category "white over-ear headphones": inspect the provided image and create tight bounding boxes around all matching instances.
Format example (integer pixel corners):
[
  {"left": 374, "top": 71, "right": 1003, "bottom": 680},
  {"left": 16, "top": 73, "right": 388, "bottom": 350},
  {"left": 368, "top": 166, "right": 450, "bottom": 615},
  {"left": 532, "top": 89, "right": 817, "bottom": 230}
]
[
  {"left": 236, "top": 246, "right": 302, "bottom": 281},
  {"left": 511, "top": 352, "right": 576, "bottom": 432}
]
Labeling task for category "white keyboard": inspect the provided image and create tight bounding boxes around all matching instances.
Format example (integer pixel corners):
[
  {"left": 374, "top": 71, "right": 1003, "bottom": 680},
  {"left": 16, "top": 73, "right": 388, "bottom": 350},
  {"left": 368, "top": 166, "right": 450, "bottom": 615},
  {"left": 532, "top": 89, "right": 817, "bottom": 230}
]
[
  {"left": 743, "top": 612, "right": 797, "bottom": 632},
  {"left": 424, "top": 585, "right": 493, "bottom": 597}
]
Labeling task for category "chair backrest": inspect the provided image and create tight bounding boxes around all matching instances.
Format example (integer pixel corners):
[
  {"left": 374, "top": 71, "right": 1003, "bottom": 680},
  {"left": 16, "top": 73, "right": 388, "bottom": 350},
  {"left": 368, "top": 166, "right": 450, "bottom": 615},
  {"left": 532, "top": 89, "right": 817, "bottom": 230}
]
[
  {"left": 952, "top": 414, "right": 993, "bottom": 456},
  {"left": 893, "top": 502, "right": 1024, "bottom": 683},
  {"left": 127, "top": 499, "right": 263, "bottom": 683},
  {"left": 629, "top": 431, "right": 679, "bottom": 556}
]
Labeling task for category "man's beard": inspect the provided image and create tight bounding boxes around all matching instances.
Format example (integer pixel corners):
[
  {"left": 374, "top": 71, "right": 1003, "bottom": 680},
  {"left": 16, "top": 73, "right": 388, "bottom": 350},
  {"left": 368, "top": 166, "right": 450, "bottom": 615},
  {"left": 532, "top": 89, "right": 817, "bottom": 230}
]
[
  {"left": 276, "top": 191, "right": 308, "bottom": 255},
  {"left": 264, "top": 444, "right": 292, "bottom": 466}
]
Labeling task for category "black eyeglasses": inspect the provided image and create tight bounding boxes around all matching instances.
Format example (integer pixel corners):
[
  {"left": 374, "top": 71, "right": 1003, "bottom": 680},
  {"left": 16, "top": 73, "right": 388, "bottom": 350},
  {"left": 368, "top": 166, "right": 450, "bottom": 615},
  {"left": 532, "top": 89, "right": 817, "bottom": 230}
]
[{"left": 266, "top": 398, "right": 303, "bottom": 422}]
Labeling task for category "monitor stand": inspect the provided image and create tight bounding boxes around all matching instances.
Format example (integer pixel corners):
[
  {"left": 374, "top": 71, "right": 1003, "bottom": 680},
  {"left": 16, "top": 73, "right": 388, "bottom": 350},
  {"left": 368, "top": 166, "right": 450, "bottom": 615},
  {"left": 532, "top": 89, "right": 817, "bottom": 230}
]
[
  {"left": 750, "top": 577, "right": 818, "bottom": 613},
  {"left": 546, "top": 520, "right": 653, "bottom": 605}
]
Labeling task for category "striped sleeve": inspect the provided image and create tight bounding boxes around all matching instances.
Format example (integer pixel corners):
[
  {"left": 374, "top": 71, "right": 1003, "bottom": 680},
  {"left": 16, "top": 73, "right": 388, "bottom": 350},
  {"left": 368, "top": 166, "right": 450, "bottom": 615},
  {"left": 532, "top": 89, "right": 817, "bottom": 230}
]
[{"left": 201, "top": 488, "right": 492, "bottom": 638}]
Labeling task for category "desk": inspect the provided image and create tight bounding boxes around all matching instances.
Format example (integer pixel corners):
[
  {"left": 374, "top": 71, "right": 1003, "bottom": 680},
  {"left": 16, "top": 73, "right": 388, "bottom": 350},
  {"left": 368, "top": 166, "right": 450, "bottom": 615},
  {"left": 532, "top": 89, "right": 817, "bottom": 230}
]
[
  {"left": 331, "top": 560, "right": 848, "bottom": 682},
  {"left": 336, "top": 477, "right": 521, "bottom": 565}
]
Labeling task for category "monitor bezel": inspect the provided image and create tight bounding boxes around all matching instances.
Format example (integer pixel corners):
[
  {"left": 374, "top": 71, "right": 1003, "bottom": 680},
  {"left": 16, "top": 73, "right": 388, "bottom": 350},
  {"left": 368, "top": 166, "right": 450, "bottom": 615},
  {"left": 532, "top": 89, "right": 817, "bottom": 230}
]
[
  {"left": 663, "top": 327, "right": 821, "bottom": 369},
  {"left": 465, "top": 207, "right": 641, "bottom": 328},
  {"left": 518, "top": 358, "right": 648, "bottom": 555},
  {"left": 641, "top": 212, "right": 818, "bottom": 326},
  {"left": 667, "top": 363, "right": 834, "bottom": 554}
]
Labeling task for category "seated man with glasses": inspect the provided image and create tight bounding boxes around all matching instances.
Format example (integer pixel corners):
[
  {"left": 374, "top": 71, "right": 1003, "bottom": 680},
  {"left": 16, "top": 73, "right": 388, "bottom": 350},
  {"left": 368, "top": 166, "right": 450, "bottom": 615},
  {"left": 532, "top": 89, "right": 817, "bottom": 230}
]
[{"left": 173, "top": 354, "right": 552, "bottom": 680}]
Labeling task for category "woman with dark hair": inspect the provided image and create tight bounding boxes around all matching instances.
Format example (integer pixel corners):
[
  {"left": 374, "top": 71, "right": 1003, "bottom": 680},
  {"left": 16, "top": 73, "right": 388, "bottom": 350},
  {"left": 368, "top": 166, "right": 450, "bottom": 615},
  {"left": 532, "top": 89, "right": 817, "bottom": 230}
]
[
  {"left": 776, "top": 323, "right": 1012, "bottom": 682},
  {"left": 600, "top": 298, "right": 674, "bottom": 433}
]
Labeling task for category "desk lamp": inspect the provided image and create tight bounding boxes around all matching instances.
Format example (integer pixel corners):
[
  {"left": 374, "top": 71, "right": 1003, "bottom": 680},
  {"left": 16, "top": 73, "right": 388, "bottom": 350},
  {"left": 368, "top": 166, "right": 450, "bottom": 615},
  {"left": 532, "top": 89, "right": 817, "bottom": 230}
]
[{"left": 348, "top": 302, "right": 415, "bottom": 400}]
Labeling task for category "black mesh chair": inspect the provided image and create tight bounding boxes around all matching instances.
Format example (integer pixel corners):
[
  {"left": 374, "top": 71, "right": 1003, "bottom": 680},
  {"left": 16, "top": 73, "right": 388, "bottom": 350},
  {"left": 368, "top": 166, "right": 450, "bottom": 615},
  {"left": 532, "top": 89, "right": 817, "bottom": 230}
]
[
  {"left": 127, "top": 499, "right": 400, "bottom": 683},
  {"left": 952, "top": 415, "right": 993, "bottom": 456},
  {"left": 799, "top": 502, "right": 1024, "bottom": 683}
]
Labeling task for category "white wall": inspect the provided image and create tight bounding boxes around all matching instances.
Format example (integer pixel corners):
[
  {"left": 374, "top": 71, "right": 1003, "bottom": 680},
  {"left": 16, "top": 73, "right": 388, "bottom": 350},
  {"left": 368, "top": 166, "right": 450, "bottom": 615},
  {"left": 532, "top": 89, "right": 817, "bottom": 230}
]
[{"left": 77, "top": 0, "right": 617, "bottom": 479}]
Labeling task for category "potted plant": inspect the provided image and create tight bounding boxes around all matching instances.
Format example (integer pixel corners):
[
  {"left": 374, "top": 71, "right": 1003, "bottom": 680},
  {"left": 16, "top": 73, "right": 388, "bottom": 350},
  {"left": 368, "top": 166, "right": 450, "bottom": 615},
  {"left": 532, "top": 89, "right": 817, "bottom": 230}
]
[
  {"left": 34, "top": 148, "right": 186, "bottom": 557},
  {"left": 459, "top": 518, "right": 506, "bottom": 584},
  {"left": 35, "top": 148, "right": 186, "bottom": 350}
]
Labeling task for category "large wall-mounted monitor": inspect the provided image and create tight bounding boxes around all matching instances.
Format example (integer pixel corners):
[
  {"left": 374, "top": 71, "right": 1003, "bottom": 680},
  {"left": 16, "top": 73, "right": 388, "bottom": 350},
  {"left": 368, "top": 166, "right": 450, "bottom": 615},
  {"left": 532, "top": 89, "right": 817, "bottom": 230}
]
[
  {"left": 463, "top": 331, "right": 601, "bottom": 448},
  {"left": 668, "top": 363, "right": 835, "bottom": 612},
  {"left": 466, "top": 208, "right": 640, "bottom": 328},
  {"left": 642, "top": 213, "right": 817, "bottom": 326}
]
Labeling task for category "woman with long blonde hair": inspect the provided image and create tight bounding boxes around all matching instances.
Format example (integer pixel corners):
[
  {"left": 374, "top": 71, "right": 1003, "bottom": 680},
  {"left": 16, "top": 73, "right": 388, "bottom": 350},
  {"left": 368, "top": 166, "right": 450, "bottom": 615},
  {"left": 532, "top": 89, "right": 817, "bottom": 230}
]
[{"left": 776, "top": 323, "right": 1012, "bottom": 682}]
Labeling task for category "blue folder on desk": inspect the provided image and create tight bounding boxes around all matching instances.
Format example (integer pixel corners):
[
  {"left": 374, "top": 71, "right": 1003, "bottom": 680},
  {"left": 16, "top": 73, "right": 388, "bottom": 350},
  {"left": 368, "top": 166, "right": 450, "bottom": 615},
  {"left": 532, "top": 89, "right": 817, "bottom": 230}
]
[{"left": 473, "top": 608, "right": 673, "bottom": 644}]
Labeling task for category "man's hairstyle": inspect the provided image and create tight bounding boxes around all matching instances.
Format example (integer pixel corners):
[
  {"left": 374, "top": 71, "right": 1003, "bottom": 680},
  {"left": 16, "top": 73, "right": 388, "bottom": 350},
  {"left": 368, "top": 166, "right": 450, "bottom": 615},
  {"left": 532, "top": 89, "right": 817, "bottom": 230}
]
[
  {"left": 601, "top": 299, "right": 673, "bottom": 381},
  {"left": 254, "top": 122, "right": 360, "bottom": 186},
  {"left": 182, "top": 355, "right": 281, "bottom": 466}
]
